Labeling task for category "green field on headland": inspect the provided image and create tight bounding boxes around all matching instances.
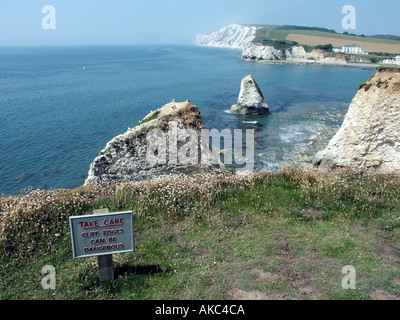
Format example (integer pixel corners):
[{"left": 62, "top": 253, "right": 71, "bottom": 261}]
[
  {"left": 270, "top": 28, "right": 400, "bottom": 45},
  {"left": 253, "top": 25, "right": 400, "bottom": 54},
  {"left": 1, "top": 167, "right": 399, "bottom": 300}
]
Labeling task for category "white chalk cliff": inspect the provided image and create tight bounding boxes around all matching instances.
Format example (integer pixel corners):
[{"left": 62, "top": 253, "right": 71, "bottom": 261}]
[
  {"left": 231, "top": 75, "right": 269, "bottom": 115},
  {"left": 84, "top": 101, "right": 220, "bottom": 186},
  {"left": 195, "top": 24, "right": 258, "bottom": 49},
  {"left": 313, "top": 68, "right": 400, "bottom": 173},
  {"left": 195, "top": 24, "right": 312, "bottom": 62},
  {"left": 242, "top": 44, "right": 308, "bottom": 61}
]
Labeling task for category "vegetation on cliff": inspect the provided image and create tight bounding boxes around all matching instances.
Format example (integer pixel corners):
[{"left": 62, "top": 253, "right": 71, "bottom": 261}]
[
  {"left": 252, "top": 25, "right": 400, "bottom": 55},
  {"left": 1, "top": 167, "right": 399, "bottom": 300}
]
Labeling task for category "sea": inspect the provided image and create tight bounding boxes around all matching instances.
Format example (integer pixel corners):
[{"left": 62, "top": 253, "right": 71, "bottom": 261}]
[{"left": 0, "top": 45, "right": 376, "bottom": 196}]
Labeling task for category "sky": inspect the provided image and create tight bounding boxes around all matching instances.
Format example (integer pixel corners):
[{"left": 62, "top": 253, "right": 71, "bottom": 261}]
[{"left": 0, "top": 0, "right": 399, "bottom": 46}]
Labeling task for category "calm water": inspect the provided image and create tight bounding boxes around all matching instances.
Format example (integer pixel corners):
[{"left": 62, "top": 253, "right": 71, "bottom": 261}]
[{"left": 0, "top": 45, "right": 375, "bottom": 195}]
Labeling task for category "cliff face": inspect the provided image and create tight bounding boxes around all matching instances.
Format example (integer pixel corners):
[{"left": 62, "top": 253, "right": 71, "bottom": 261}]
[
  {"left": 84, "top": 101, "right": 219, "bottom": 186},
  {"left": 195, "top": 24, "right": 258, "bottom": 49},
  {"left": 242, "top": 44, "right": 308, "bottom": 61},
  {"left": 195, "top": 25, "right": 318, "bottom": 62},
  {"left": 313, "top": 68, "right": 400, "bottom": 173},
  {"left": 231, "top": 75, "right": 269, "bottom": 115}
]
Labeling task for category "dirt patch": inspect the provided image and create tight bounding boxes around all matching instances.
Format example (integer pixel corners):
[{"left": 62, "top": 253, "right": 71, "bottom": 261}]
[
  {"left": 172, "top": 234, "right": 185, "bottom": 246},
  {"left": 279, "top": 263, "right": 302, "bottom": 282},
  {"left": 273, "top": 237, "right": 321, "bottom": 299},
  {"left": 393, "top": 278, "right": 400, "bottom": 286},
  {"left": 223, "top": 220, "right": 244, "bottom": 228},
  {"left": 378, "top": 239, "right": 400, "bottom": 265},
  {"left": 370, "top": 289, "right": 400, "bottom": 300},
  {"left": 279, "top": 262, "right": 320, "bottom": 300},
  {"left": 297, "top": 285, "right": 318, "bottom": 298},
  {"left": 195, "top": 247, "right": 212, "bottom": 258},
  {"left": 301, "top": 206, "right": 323, "bottom": 219},
  {"left": 275, "top": 237, "right": 292, "bottom": 256},
  {"left": 263, "top": 237, "right": 320, "bottom": 299},
  {"left": 251, "top": 267, "right": 280, "bottom": 282},
  {"left": 228, "top": 288, "right": 292, "bottom": 300},
  {"left": 134, "top": 231, "right": 144, "bottom": 241},
  {"left": 249, "top": 264, "right": 319, "bottom": 299}
]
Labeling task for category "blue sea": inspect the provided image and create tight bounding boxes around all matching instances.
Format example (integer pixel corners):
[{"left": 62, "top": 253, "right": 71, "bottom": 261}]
[{"left": 0, "top": 45, "right": 375, "bottom": 196}]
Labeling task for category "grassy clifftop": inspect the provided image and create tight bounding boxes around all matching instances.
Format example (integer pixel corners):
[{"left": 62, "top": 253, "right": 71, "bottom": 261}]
[
  {"left": 1, "top": 167, "right": 399, "bottom": 300},
  {"left": 253, "top": 25, "right": 400, "bottom": 54}
]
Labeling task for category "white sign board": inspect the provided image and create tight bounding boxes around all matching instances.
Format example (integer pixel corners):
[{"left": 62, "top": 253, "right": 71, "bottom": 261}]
[{"left": 69, "top": 211, "right": 134, "bottom": 259}]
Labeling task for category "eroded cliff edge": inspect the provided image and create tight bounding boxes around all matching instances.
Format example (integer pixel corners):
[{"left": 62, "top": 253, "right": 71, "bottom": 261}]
[
  {"left": 84, "top": 101, "right": 220, "bottom": 186},
  {"left": 313, "top": 68, "right": 400, "bottom": 173},
  {"left": 195, "top": 24, "right": 258, "bottom": 49}
]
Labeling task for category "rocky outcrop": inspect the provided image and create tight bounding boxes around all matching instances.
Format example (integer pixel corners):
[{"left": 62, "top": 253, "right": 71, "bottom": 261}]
[
  {"left": 231, "top": 75, "right": 269, "bottom": 115},
  {"left": 84, "top": 101, "right": 220, "bottom": 186},
  {"left": 195, "top": 24, "right": 258, "bottom": 49},
  {"left": 242, "top": 44, "right": 308, "bottom": 61},
  {"left": 313, "top": 68, "right": 400, "bottom": 173}
]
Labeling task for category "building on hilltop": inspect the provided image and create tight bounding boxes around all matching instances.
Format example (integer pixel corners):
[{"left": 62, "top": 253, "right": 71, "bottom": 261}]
[
  {"left": 333, "top": 44, "right": 368, "bottom": 55},
  {"left": 382, "top": 55, "right": 400, "bottom": 65}
]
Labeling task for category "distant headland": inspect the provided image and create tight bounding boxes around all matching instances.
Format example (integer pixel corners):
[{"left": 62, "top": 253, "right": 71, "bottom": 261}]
[{"left": 196, "top": 24, "right": 400, "bottom": 66}]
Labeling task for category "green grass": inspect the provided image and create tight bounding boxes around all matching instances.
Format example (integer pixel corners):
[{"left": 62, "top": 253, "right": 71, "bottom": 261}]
[
  {"left": 377, "top": 65, "right": 400, "bottom": 71},
  {"left": 252, "top": 25, "right": 278, "bottom": 43},
  {"left": 269, "top": 28, "right": 400, "bottom": 46},
  {"left": 252, "top": 26, "right": 299, "bottom": 49},
  {"left": 1, "top": 167, "right": 399, "bottom": 300},
  {"left": 136, "top": 110, "right": 160, "bottom": 127},
  {"left": 253, "top": 26, "right": 400, "bottom": 56}
]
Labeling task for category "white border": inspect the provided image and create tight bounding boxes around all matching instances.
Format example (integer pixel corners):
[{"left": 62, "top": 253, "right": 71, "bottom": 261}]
[{"left": 69, "top": 211, "right": 134, "bottom": 259}]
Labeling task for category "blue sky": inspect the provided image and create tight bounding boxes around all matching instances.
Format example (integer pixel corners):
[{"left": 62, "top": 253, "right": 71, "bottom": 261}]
[{"left": 0, "top": 0, "right": 399, "bottom": 46}]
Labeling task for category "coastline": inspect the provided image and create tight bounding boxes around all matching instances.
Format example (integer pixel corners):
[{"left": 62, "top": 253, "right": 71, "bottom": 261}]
[
  {"left": 241, "top": 56, "right": 379, "bottom": 68},
  {"left": 1, "top": 45, "right": 379, "bottom": 196},
  {"left": 197, "top": 45, "right": 381, "bottom": 69}
]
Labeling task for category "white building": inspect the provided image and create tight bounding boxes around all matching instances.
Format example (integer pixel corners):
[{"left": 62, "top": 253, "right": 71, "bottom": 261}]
[
  {"left": 333, "top": 44, "right": 368, "bottom": 55},
  {"left": 382, "top": 55, "right": 400, "bottom": 65}
]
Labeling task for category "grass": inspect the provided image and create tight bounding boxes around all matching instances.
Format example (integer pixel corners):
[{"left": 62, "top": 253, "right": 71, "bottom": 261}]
[
  {"left": 269, "top": 28, "right": 400, "bottom": 46},
  {"left": 376, "top": 65, "right": 400, "bottom": 71},
  {"left": 252, "top": 26, "right": 299, "bottom": 50},
  {"left": 0, "top": 167, "right": 399, "bottom": 300},
  {"left": 359, "top": 75, "right": 374, "bottom": 90},
  {"left": 253, "top": 26, "right": 400, "bottom": 56},
  {"left": 252, "top": 25, "right": 278, "bottom": 43},
  {"left": 136, "top": 110, "right": 160, "bottom": 127},
  {"left": 359, "top": 66, "right": 400, "bottom": 90}
]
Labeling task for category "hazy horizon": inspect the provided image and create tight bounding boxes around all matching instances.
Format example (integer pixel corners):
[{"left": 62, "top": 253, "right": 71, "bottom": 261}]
[{"left": 0, "top": 0, "right": 399, "bottom": 46}]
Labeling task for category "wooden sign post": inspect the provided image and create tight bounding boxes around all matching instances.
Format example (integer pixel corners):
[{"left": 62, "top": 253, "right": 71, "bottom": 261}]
[
  {"left": 69, "top": 209, "right": 134, "bottom": 283},
  {"left": 97, "top": 254, "right": 114, "bottom": 283},
  {"left": 94, "top": 209, "right": 114, "bottom": 283}
]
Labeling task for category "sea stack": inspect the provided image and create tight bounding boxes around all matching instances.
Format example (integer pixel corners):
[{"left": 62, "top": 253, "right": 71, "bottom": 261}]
[
  {"left": 84, "top": 101, "right": 221, "bottom": 186},
  {"left": 231, "top": 75, "right": 269, "bottom": 115},
  {"left": 313, "top": 67, "right": 400, "bottom": 173}
]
